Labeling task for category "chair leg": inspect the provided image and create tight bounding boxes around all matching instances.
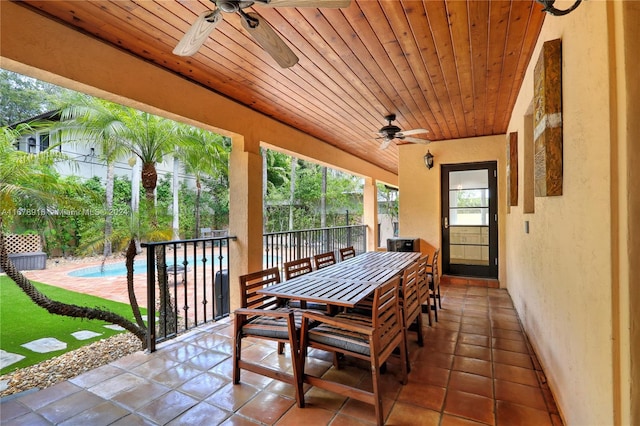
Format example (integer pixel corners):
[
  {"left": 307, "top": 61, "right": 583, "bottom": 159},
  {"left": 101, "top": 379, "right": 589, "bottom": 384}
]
[
  {"left": 371, "top": 362, "right": 384, "bottom": 426},
  {"left": 416, "top": 314, "right": 424, "bottom": 347},
  {"left": 232, "top": 318, "right": 242, "bottom": 384},
  {"left": 437, "top": 285, "right": 442, "bottom": 309},
  {"left": 277, "top": 342, "right": 285, "bottom": 354},
  {"left": 431, "top": 291, "right": 438, "bottom": 322}
]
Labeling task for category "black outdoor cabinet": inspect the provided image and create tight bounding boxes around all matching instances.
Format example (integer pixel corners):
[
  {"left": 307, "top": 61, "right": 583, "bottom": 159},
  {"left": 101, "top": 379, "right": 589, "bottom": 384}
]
[
  {"left": 214, "top": 270, "right": 230, "bottom": 318},
  {"left": 386, "top": 237, "right": 420, "bottom": 252}
]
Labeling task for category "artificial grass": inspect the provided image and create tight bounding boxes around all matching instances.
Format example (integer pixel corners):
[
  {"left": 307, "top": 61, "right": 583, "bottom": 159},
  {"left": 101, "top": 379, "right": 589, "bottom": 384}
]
[{"left": 0, "top": 275, "right": 146, "bottom": 374}]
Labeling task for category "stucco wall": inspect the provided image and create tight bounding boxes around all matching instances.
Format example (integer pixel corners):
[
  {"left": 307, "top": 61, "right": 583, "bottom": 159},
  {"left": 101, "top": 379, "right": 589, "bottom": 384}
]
[
  {"left": 505, "top": 2, "right": 634, "bottom": 424},
  {"left": 398, "top": 135, "right": 507, "bottom": 283}
]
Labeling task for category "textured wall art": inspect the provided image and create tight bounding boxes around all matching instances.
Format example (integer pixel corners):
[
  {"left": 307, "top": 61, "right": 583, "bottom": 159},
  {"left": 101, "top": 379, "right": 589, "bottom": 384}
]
[
  {"left": 507, "top": 132, "right": 518, "bottom": 208},
  {"left": 533, "top": 38, "right": 563, "bottom": 197}
]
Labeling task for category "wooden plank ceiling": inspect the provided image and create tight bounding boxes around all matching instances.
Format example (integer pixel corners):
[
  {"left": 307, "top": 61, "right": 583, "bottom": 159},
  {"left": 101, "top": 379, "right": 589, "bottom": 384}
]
[{"left": 20, "top": 0, "right": 545, "bottom": 174}]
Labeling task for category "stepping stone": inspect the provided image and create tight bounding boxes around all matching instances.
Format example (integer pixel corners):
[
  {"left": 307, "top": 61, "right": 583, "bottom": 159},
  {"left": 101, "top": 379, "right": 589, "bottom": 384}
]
[
  {"left": 104, "top": 324, "right": 125, "bottom": 331},
  {"left": 21, "top": 337, "right": 67, "bottom": 353},
  {"left": 0, "top": 350, "right": 25, "bottom": 369},
  {"left": 0, "top": 379, "right": 9, "bottom": 392},
  {"left": 71, "top": 330, "right": 102, "bottom": 340}
]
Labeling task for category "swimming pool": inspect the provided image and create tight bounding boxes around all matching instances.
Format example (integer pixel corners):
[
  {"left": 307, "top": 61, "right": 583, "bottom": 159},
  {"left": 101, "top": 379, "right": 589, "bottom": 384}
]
[{"left": 68, "top": 256, "right": 228, "bottom": 278}]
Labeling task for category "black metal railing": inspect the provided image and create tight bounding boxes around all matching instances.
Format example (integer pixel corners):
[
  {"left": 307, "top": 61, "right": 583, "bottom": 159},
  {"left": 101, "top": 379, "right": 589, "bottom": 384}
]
[
  {"left": 143, "top": 225, "right": 366, "bottom": 351},
  {"left": 142, "top": 236, "right": 234, "bottom": 352},
  {"left": 263, "top": 225, "right": 367, "bottom": 271}
]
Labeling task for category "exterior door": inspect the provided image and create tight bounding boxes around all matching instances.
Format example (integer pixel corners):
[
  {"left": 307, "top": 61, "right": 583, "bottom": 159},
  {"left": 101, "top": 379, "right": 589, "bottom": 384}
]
[{"left": 441, "top": 162, "right": 498, "bottom": 278}]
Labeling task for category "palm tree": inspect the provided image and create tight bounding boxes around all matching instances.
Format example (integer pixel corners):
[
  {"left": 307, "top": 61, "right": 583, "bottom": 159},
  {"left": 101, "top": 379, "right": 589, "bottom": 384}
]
[
  {"left": 0, "top": 124, "right": 147, "bottom": 347},
  {"left": 177, "top": 125, "right": 227, "bottom": 237},
  {"left": 118, "top": 109, "right": 178, "bottom": 334},
  {"left": 52, "top": 95, "right": 130, "bottom": 257}
]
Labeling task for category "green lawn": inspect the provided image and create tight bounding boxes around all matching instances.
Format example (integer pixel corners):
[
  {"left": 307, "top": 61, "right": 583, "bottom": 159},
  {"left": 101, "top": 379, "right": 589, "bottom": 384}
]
[{"left": 0, "top": 275, "right": 145, "bottom": 374}]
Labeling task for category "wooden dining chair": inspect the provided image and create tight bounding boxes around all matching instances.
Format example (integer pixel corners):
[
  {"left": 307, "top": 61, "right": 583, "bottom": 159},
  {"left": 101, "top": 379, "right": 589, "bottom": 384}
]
[
  {"left": 400, "top": 262, "right": 424, "bottom": 355},
  {"left": 313, "top": 251, "right": 336, "bottom": 269},
  {"left": 232, "top": 267, "right": 305, "bottom": 407},
  {"left": 339, "top": 246, "right": 356, "bottom": 261},
  {"left": 283, "top": 257, "right": 327, "bottom": 312},
  {"left": 426, "top": 248, "right": 441, "bottom": 321},
  {"left": 299, "top": 276, "right": 408, "bottom": 426},
  {"left": 283, "top": 257, "right": 313, "bottom": 280},
  {"left": 416, "top": 254, "right": 433, "bottom": 326}
]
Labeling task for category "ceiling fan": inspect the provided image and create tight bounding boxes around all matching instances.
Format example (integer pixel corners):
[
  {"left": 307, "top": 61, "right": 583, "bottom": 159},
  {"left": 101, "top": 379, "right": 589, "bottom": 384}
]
[
  {"left": 376, "top": 114, "right": 431, "bottom": 149},
  {"left": 173, "top": 0, "right": 351, "bottom": 68}
]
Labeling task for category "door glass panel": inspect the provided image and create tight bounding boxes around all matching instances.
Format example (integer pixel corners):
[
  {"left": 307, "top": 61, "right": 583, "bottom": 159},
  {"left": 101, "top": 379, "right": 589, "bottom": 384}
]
[{"left": 448, "top": 170, "right": 490, "bottom": 266}]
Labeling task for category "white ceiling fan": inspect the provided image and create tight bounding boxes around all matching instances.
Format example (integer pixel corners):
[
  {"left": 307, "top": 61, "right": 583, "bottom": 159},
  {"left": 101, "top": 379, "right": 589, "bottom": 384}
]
[
  {"left": 376, "top": 114, "right": 431, "bottom": 149},
  {"left": 173, "top": 0, "right": 352, "bottom": 68}
]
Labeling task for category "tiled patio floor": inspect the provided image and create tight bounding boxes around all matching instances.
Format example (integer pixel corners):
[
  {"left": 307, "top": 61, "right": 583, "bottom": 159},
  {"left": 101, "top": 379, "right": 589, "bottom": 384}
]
[{"left": 0, "top": 285, "right": 564, "bottom": 425}]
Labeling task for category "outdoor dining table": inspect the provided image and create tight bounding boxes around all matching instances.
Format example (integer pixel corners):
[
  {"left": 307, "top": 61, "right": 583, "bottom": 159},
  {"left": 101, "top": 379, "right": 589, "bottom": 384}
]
[{"left": 257, "top": 251, "right": 420, "bottom": 309}]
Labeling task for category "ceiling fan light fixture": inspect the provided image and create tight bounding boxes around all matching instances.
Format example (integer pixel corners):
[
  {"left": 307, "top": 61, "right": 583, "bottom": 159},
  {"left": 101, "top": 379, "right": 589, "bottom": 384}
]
[{"left": 424, "top": 150, "right": 434, "bottom": 169}]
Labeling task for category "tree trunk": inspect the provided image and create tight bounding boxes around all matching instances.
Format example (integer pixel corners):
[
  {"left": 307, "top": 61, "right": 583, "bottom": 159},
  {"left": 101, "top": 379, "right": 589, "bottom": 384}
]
[
  {"left": 103, "top": 161, "right": 115, "bottom": 257},
  {"left": 155, "top": 246, "right": 176, "bottom": 336},
  {"left": 141, "top": 162, "right": 157, "bottom": 202},
  {"left": 125, "top": 238, "right": 145, "bottom": 330},
  {"left": 172, "top": 155, "right": 180, "bottom": 241},
  {"left": 289, "top": 157, "right": 297, "bottom": 231},
  {"left": 262, "top": 148, "right": 267, "bottom": 233},
  {"left": 131, "top": 157, "right": 142, "bottom": 253},
  {"left": 0, "top": 221, "right": 147, "bottom": 347},
  {"left": 195, "top": 178, "right": 201, "bottom": 238}
]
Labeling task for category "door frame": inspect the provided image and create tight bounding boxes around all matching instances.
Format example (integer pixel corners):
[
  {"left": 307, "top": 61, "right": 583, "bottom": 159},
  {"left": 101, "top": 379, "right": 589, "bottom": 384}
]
[{"left": 441, "top": 161, "right": 498, "bottom": 278}]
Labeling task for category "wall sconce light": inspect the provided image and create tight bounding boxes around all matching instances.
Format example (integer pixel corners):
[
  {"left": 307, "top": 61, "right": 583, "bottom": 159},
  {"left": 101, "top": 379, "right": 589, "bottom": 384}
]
[
  {"left": 28, "top": 137, "right": 37, "bottom": 153},
  {"left": 424, "top": 150, "right": 434, "bottom": 170},
  {"left": 536, "top": 0, "right": 582, "bottom": 16}
]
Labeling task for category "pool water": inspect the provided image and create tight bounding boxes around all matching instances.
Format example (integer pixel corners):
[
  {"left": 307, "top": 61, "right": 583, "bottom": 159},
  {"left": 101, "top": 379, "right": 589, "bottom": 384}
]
[{"left": 68, "top": 256, "right": 228, "bottom": 278}]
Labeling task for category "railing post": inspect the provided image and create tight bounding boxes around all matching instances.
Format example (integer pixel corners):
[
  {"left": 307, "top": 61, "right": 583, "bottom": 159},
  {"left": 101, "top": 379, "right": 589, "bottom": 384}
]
[{"left": 145, "top": 244, "right": 156, "bottom": 352}]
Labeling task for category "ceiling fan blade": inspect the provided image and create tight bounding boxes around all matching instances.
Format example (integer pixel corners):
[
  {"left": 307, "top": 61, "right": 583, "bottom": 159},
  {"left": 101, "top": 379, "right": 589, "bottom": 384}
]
[
  {"left": 379, "top": 138, "right": 392, "bottom": 150},
  {"left": 261, "top": 0, "right": 351, "bottom": 8},
  {"left": 396, "top": 128, "right": 429, "bottom": 137},
  {"left": 403, "top": 136, "right": 432, "bottom": 144},
  {"left": 241, "top": 12, "right": 299, "bottom": 68},
  {"left": 173, "top": 10, "right": 222, "bottom": 56}
]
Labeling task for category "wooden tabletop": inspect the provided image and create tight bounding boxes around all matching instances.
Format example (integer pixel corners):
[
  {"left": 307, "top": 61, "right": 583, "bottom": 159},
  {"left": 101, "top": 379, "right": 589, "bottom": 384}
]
[{"left": 257, "top": 251, "right": 420, "bottom": 308}]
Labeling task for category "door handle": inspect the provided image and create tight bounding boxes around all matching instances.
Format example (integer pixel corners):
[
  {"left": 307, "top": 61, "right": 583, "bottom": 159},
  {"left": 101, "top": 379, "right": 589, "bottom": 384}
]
[{"left": 444, "top": 217, "right": 448, "bottom": 229}]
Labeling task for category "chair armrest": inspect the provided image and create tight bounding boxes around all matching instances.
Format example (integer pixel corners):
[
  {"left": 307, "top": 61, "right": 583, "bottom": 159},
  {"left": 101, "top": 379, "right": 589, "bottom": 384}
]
[{"left": 302, "top": 311, "right": 373, "bottom": 336}]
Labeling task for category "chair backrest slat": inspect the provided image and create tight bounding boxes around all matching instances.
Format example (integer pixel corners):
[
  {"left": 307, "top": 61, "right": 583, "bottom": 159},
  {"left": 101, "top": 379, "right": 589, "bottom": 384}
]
[
  {"left": 314, "top": 251, "right": 337, "bottom": 269},
  {"left": 339, "top": 246, "right": 356, "bottom": 261},
  {"left": 372, "top": 276, "right": 402, "bottom": 350},
  {"left": 401, "top": 262, "right": 421, "bottom": 324},
  {"left": 283, "top": 257, "right": 313, "bottom": 280},
  {"left": 239, "top": 267, "right": 281, "bottom": 309}
]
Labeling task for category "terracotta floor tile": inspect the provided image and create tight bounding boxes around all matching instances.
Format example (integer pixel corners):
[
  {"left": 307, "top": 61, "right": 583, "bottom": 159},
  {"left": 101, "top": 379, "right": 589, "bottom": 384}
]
[
  {"left": 448, "top": 371, "right": 493, "bottom": 398},
  {"left": 136, "top": 390, "right": 198, "bottom": 424},
  {"left": 494, "top": 380, "right": 547, "bottom": 411},
  {"left": 441, "top": 413, "right": 490, "bottom": 426},
  {"left": 444, "top": 390, "right": 495, "bottom": 425},
  {"left": 59, "top": 400, "right": 131, "bottom": 426},
  {"left": 492, "top": 349, "right": 533, "bottom": 369},
  {"left": 166, "top": 401, "right": 229, "bottom": 425},
  {"left": 492, "top": 337, "right": 529, "bottom": 354},
  {"left": 274, "top": 405, "right": 335, "bottom": 426},
  {"left": 36, "top": 390, "right": 104, "bottom": 424},
  {"left": 397, "top": 380, "right": 446, "bottom": 411},
  {"left": 460, "top": 323, "right": 491, "bottom": 336},
  {"left": 494, "top": 363, "right": 539, "bottom": 387},
  {"left": 452, "top": 356, "right": 492, "bottom": 378},
  {"left": 237, "top": 391, "right": 295, "bottom": 425},
  {"left": 455, "top": 343, "right": 492, "bottom": 361},
  {"left": 458, "top": 333, "right": 490, "bottom": 348},
  {"left": 1, "top": 284, "right": 566, "bottom": 426},
  {"left": 206, "top": 382, "right": 260, "bottom": 412},
  {"left": 496, "top": 400, "right": 553, "bottom": 426},
  {"left": 386, "top": 401, "right": 440, "bottom": 426}
]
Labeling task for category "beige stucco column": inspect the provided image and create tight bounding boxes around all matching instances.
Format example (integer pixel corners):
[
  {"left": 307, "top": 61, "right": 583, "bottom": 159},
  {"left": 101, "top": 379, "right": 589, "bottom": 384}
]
[
  {"left": 228, "top": 134, "right": 263, "bottom": 311},
  {"left": 363, "top": 178, "right": 379, "bottom": 251}
]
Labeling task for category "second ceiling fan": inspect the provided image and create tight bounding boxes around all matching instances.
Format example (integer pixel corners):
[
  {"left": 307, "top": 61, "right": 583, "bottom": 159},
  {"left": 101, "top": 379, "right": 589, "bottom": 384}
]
[
  {"left": 174, "top": 0, "right": 351, "bottom": 68},
  {"left": 377, "top": 114, "right": 431, "bottom": 149}
]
